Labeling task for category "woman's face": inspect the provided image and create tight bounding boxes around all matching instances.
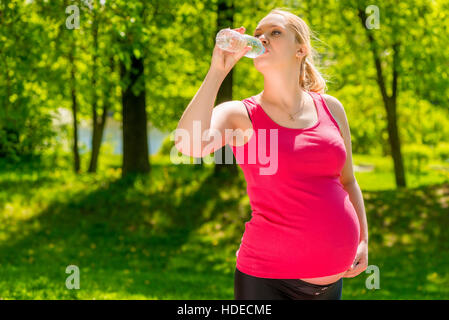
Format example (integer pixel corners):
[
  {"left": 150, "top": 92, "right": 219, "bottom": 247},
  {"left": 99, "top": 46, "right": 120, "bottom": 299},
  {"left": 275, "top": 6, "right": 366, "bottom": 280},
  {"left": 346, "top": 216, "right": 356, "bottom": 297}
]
[{"left": 253, "top": 14, "right": 303, "bottom": 72}]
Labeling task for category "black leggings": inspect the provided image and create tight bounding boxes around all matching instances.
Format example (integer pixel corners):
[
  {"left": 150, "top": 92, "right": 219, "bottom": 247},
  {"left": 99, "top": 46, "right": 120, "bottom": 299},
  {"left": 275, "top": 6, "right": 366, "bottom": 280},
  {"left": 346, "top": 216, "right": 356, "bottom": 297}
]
[{"left": 234, "top": 267, "right": 343, "bottom": 300}]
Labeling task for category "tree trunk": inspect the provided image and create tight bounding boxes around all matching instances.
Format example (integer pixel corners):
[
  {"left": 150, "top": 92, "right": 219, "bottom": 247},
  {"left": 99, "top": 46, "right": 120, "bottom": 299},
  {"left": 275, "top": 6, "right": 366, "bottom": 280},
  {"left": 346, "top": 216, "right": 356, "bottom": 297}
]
[
  {"left": 213, "top": 0, "right": 238, "bottom": 176},
  {"left": 88, "top": 14, "right": 108, "bottom": 173},
  {"left": 120, "top": 54, "right": 150, "bottom": 177},
  {"left": 385, "top": 97, "right": 406, "bottom": 188},
  {"left": 69, "top": 48, "right": 80, "bottom": 173},
  {"left": 357, "top": 8, "right": 406, "bottom": 188},
  {"left": 88, "top": 107, "right": 108, "bottom": 173}
]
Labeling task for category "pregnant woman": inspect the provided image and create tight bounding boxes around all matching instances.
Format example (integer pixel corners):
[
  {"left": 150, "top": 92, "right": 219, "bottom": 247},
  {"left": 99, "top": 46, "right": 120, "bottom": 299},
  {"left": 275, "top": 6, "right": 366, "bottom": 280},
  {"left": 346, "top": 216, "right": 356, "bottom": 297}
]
[{"left": 175, "top": 8, "right": 368, "bottom": 300}]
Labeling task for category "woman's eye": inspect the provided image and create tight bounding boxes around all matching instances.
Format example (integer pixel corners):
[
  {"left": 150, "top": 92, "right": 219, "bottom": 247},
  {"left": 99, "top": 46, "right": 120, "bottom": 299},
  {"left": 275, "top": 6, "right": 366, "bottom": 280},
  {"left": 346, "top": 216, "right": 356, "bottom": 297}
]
[{"left": 254, "top": 31, "right": 280, "bottom": 38}]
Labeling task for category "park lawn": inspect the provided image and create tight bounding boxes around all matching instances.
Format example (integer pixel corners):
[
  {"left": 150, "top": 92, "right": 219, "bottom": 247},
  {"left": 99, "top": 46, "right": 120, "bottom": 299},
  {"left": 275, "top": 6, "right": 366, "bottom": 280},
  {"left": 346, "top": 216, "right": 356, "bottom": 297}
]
[{"left": 0, "top": 153, "right": 448, "bottom": 299}]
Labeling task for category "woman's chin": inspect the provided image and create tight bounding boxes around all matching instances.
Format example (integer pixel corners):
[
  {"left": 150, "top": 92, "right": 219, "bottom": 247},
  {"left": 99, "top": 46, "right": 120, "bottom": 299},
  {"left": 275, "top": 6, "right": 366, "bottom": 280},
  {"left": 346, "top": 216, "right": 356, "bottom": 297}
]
[{"left": 257, "top": 51, "right": 269, "bottom": 58}]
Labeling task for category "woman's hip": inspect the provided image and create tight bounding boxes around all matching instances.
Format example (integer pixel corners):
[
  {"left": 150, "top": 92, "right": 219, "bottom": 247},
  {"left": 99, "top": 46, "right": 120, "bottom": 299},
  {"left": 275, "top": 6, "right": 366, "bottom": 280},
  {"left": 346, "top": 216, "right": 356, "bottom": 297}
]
[{"left": 234, "top": 267, "right": 343, "bottom": 300}]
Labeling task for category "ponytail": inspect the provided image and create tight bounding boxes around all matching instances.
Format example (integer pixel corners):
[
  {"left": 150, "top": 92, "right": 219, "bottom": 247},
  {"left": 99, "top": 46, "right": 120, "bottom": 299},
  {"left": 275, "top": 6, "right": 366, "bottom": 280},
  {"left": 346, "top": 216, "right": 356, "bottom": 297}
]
[{"left": 300, "top": 54, "right": 327, "bottom": 94}]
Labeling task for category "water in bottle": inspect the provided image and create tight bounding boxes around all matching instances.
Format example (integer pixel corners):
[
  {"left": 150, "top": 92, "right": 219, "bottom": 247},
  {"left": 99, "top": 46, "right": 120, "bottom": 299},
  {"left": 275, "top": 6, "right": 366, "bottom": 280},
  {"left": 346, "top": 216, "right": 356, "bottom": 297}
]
[{"left": 215, "top": 28, "right": 265, "bottom": 58}]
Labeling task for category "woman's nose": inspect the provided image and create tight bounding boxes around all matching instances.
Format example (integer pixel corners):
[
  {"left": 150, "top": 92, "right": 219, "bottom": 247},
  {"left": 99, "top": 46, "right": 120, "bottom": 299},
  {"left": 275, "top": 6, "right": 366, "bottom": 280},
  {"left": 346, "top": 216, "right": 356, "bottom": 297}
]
[{"left": 259, "top": 34, "right": 268, "bottom": 44}]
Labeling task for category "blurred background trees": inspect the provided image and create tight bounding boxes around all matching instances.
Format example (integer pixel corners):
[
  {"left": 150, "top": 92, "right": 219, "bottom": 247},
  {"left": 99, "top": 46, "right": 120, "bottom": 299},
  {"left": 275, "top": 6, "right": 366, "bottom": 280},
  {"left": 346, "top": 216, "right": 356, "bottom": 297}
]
[
  {"left": 1, "top": 0, "right": 449, "bottom": 300},
  {"left": 1, "top": 0, "right": 448, "bottom": 187}
]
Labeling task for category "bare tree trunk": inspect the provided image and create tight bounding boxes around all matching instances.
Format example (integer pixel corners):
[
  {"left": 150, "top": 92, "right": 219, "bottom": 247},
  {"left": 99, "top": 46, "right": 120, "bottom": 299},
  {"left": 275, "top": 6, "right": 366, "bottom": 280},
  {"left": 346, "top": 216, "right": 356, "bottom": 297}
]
[
  {"left": 358, "top": 8, "right": 406, "bottom": 188},
  {"left": 120, "top": 54, "right": 150, "bottom": 177},
  {"left": 88, "top": 13, "right": 108, "bottom": 173},
  {"left": 88, "top": 107, "right": 108, "bottom": 173},
  {"left": 69, "top": 48, "right": 80, "bottom": 173}
]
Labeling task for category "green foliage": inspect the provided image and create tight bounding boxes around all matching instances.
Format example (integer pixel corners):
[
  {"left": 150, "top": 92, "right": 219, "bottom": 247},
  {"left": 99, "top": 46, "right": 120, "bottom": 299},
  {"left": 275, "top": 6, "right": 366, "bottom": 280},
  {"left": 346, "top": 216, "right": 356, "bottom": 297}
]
[
  {"left": 398, "top": 91, "right": 449, "bottom": 148},
  {"left": 0, "top": 93, "right": 58, "bottom": 161},
  {"left": 157, "top": 133, "right": 176, "bottom": 157},
  {"left": 333, "top": 85, "right": 386, "bottom": 155},
  {"left": 2, "top": 0, "right": 449, "bottom": 164},
  {"left": 0, "top": 0, "right": 59, "bottom": 160},
  {"left": 403, "top": 144, "right": 432, "bottom": 177},
  {"left": 435, "top": 142, "right": 449, "bottom": 163}
]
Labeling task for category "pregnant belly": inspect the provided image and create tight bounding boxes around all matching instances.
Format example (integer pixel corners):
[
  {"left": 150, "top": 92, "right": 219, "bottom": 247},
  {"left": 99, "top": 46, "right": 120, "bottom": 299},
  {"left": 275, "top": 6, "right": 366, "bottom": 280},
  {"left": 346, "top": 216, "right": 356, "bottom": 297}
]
[
  {"left": 239, "top": 219, "right": 359, "bottom": 282},
  {"left": 240, "top": 189, "right": 360, "bottom": 281}
]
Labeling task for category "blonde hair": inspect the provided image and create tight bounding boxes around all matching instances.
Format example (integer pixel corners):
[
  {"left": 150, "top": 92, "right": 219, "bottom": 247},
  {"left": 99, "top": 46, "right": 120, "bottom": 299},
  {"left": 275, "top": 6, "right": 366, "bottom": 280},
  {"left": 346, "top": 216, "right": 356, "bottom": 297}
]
[{"left": 268, "top": 8, "right": 328, "bottom": 94}]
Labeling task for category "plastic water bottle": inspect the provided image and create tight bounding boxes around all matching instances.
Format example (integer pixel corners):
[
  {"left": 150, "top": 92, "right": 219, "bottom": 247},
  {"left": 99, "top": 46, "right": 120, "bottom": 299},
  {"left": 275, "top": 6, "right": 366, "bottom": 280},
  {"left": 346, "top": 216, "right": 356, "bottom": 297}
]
[{"left": 215, "top": 28, "right": 265, "bottom": 58}]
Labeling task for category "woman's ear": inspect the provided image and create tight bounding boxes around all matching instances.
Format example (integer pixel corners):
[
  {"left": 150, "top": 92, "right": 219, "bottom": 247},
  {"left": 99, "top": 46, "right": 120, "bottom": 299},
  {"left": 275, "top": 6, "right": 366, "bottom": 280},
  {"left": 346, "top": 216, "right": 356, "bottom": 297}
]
[
  {"left": 296, "top": 51, "right": 306, "bottom": 58},
  {"left": 296, "top": 45, "right": 307, "bottom": 58}
]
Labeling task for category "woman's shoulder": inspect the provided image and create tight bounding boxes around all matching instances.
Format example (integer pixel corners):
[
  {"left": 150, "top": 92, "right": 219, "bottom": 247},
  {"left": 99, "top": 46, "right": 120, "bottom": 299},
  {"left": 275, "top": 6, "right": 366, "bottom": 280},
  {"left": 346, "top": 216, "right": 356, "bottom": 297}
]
[{"left": 320, "top": 93, "right": 346, "bottom": 127}]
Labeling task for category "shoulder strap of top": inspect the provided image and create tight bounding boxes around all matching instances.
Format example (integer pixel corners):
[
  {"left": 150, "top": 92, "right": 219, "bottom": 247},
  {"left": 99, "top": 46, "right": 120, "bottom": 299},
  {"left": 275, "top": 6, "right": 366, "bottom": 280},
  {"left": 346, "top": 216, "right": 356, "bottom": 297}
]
[
  {"left": 307, "top": 91, "right": 323, "bottom": 120},
  {"left": 309, "top": 91, "right": 343, "bottom": 136},
  {"left": 241, "top": 97, "right": 258, "bottom": 125}
]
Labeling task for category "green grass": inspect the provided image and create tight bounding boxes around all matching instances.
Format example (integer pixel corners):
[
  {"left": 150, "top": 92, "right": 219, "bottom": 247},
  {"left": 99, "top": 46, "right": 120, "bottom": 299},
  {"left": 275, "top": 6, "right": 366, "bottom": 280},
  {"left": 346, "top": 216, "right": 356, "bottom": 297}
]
[
  {"left": 352, "top": 154, "right": 449, "bottom": 190},
  {"left": 0, "top": 152, "right": 448, "bottom": 299}
]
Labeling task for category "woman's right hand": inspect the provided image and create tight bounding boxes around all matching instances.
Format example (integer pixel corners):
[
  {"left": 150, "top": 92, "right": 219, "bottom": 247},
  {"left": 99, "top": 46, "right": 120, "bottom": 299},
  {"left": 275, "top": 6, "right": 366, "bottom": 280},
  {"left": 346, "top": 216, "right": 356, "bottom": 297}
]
[{"left": 209, "top": 26, "right": 252, "bottom": 77}]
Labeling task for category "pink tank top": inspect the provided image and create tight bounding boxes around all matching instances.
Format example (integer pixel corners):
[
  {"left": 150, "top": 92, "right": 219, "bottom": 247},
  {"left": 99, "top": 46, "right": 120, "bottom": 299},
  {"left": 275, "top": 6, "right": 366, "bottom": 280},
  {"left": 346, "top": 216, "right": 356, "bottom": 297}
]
[{"left": 229, "top": 91, "right": 360, "bottom": 279}]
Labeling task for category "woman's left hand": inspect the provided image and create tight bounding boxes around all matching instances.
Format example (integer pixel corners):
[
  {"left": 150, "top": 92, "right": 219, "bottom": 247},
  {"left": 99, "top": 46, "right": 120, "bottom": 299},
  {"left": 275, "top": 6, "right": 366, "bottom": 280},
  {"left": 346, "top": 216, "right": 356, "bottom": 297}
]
[{"left": 342, "top": 240, "right": 368, "bottom": 278}]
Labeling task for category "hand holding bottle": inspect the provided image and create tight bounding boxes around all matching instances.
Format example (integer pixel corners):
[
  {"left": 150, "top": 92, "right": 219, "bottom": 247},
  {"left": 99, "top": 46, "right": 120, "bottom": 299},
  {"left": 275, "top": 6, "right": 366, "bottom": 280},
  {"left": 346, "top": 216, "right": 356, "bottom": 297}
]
[{"left": 209, "top": 26, "right": 252, "bottom": 78}]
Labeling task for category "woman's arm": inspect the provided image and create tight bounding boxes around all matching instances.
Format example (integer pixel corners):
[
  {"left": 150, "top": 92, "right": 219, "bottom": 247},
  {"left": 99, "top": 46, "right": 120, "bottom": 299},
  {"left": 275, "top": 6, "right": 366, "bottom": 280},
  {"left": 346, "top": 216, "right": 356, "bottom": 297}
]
[
  {"left": 343, "top": 180, "right": 369, "bottom": 244},
  {"left": 175, "top": 69, "right": 226, "bottom": 157},
  {"left": 175, "top": 27, "right": 252, "bottom": 158}
]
